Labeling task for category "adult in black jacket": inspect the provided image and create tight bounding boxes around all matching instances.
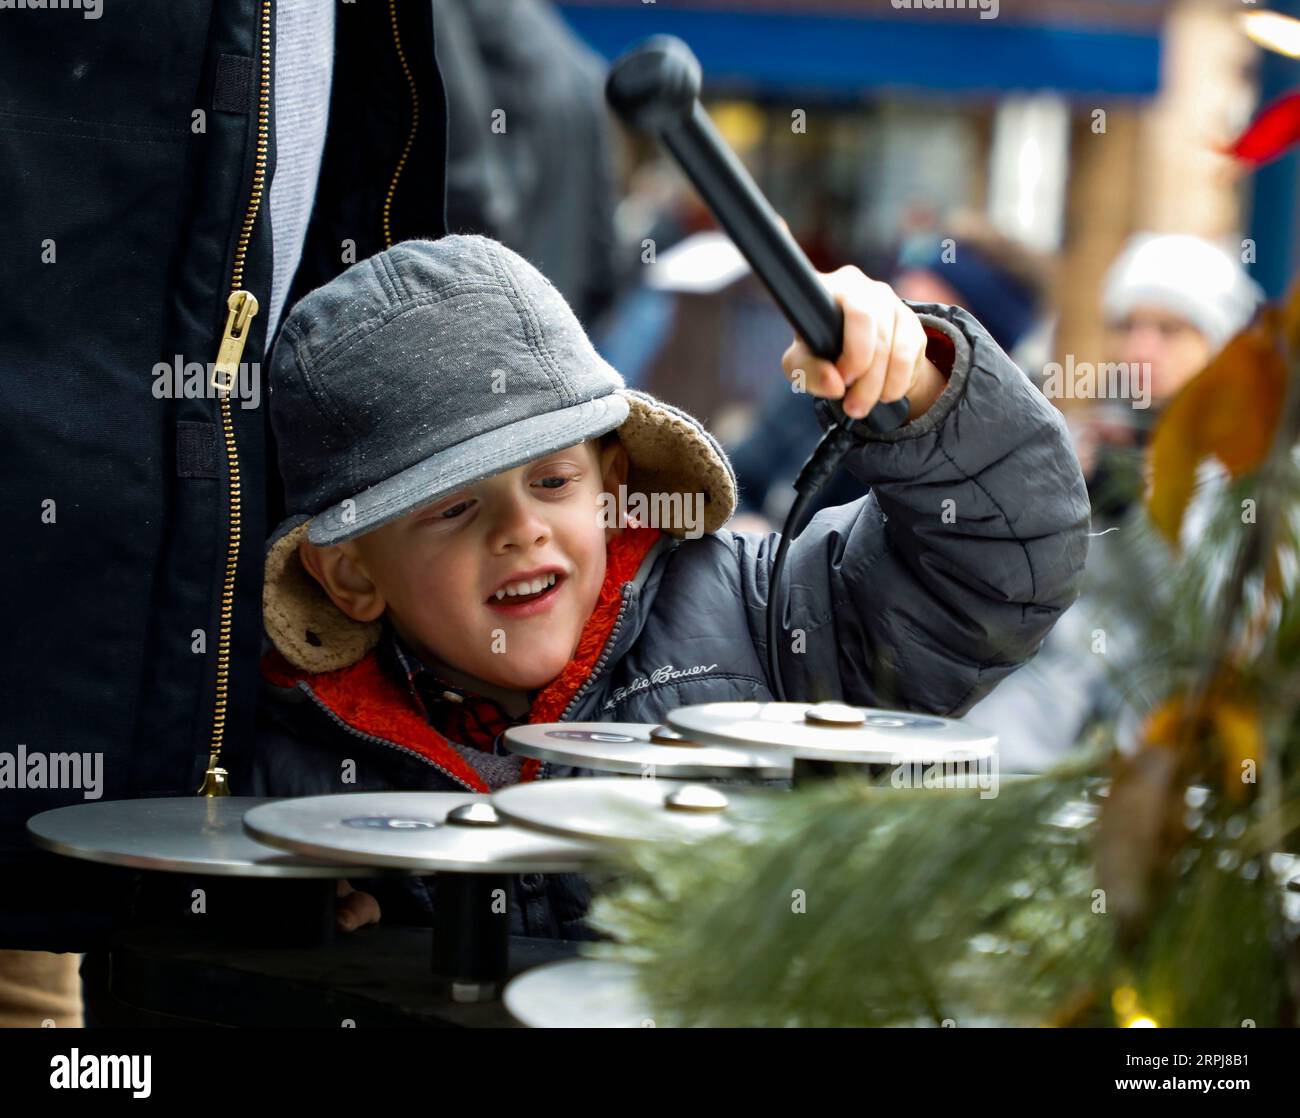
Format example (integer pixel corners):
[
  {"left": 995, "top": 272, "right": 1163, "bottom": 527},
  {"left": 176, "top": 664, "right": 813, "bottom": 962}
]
[{"left": 1, "top": 0, "right": 450, "bottom": 950}]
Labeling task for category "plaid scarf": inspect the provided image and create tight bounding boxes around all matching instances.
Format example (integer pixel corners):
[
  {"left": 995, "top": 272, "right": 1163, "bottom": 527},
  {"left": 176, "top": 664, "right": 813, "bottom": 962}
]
[{"left": 381, "top": 621, "right": 534, "bottom": 790}]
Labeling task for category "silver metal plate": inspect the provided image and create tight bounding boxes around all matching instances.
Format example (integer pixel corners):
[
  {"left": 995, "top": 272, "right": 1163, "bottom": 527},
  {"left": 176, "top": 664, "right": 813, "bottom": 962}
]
[
  {"left": 667, "top": 701, "right": 998, "bottom": 765},
  {"left": 504, "top": 958, "right": 656, "bottom": 1028},
  {"left": 492, "top": 777, "right": 767, "bottom": 845},
  {"left": 503, "top": 721, "right": 790, "bottom": 778},
  {"left": 25, "top": 797, "right": 354, "bottom": 878},
  {"left": 242, "top": 792, "right": 602, "bottom": 873}
]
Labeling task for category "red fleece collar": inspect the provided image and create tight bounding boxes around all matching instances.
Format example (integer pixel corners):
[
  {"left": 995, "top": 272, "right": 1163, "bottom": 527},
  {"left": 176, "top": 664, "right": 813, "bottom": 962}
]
[{"left": 261, "top": 524, "right": 665, "bottom": 791}]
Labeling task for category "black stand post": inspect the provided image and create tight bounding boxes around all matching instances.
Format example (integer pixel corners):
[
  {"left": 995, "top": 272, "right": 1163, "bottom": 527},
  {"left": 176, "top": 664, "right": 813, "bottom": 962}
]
[
  {"left": 791, "top": 758, "right": 888, "bottom": 786},
  {"left": 431, "top": 872, "right": 511, "bottom": 1003}
]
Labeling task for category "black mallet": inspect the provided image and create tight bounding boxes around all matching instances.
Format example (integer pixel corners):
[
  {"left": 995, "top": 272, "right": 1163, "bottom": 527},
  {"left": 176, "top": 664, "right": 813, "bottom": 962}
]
[
  {"left": 606, "top": 34, "right": 910, "bottom": 437},
  {"left": 607, "top": 36, "right": 910, "bottom": 701}
]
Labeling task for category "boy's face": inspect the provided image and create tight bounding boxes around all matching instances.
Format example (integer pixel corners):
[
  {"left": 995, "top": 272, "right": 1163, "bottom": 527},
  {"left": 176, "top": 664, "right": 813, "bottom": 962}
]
[{"left": 301, "top": 437, "right": 629, "bottom": 693}]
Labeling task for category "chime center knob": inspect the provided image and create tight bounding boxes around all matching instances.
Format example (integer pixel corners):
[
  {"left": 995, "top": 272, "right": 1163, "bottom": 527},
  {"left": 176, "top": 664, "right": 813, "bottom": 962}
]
[
  {"left": 649, "top": 724, "right": 703, "bottom": 747},
  {"left": 663, "top": 785, "right": 729, "bottom": 814},
  {"left": 445, "top": 802, "right": 501, "bottom": 828},
  {"left": 804, "top": 702, "right": 866, "bottom": 727}
]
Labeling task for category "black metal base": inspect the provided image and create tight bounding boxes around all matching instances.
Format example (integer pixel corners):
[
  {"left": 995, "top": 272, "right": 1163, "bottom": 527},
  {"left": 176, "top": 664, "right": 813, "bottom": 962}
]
[
  {"left": 129, "top": 873, "right": 337, "bottom": 949},
  {"left": 791, "top": 757, "right": 889, "bottom": 785},
  {"left": 82, "top": 924, "right": 580, "bottom": 1027}
]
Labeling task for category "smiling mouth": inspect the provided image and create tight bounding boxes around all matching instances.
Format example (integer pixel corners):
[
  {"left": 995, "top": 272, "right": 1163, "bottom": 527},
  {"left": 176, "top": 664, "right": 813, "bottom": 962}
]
[{"left": 485, "top": 572, "right": 566, "bottom": 610}]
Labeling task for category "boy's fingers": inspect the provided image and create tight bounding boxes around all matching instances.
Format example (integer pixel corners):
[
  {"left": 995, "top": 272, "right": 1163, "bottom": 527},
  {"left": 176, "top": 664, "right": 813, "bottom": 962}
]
[
  {"left": 843, "top": 303, "right": 894, "bottom": 418},
  {"left": 805, "top": 358, "right": 846, "bottom": 398},
  {"left": 338, "top": 891, "right": 381, "bottom": 932},
  {"left": 336, "top": 881, "right": 381, "bottom": 932},
  {"left": 782, "top": 341, "right": 845, "bottom": 398},
  {"left": 835, "top": 288, "right": 879, "bottom": 385},
  {"left": 880, "top": 311, "right": 927, "bottom": 404}
]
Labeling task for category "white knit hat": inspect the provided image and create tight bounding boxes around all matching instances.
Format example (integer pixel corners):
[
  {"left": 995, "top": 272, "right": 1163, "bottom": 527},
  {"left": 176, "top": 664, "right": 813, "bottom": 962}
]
[{"left": 1101, "top": 234, "right": 1264, "bottom": 350}]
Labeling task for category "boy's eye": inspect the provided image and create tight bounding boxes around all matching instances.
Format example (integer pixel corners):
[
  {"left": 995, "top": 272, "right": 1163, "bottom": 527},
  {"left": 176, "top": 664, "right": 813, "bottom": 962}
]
[{"left": 426, "top": 475, "right": 575, "bottom": 522}]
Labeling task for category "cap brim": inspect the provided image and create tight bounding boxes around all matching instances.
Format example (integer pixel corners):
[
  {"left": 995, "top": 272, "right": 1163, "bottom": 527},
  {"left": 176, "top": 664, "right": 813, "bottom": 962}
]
[{"left": 307, "top": 394, "right": 631, "bottom": 546}]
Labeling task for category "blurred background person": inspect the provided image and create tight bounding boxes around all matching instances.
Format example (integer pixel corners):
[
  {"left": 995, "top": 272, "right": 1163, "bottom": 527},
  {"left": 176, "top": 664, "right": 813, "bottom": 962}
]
[
  {"left": 966, "top": 232, "right": 1262, "bottom": 772},
  {"left": 435, "top": 0, "right": 620, "bottom": 327},
  {"left": 1080, "top": 233, "right": 1266, "bottom": 521}
]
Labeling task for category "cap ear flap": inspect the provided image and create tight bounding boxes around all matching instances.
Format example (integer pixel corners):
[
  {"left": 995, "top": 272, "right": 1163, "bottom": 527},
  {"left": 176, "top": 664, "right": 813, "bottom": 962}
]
[
  {"left": 263, "top": 519, "right": 382, "bottom": 673},
  {"left": 615, "top": 390, "right": 736, "bottom": 536}
]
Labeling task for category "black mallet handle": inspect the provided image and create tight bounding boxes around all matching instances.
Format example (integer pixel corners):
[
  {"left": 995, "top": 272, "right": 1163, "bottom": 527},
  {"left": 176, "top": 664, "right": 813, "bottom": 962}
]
[{"left": 606, "top": 35, "right": 909, "bottom": 435}]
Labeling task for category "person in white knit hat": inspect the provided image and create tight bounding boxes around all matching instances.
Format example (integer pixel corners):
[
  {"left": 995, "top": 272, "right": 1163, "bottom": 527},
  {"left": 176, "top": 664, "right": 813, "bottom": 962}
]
[
  {"left": 1078, "top": 234, "right": 1263, "bottom": 521},
  {"left": 972, "top": 233, "right": 1264, "bottom": 773},
  {"left": 1102, "top": 232, "right": 1263, "bottom": 406}
]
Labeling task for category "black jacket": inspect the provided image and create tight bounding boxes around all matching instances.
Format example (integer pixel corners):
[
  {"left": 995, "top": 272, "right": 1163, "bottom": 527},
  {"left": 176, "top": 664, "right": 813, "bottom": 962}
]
[{"left": 1, "top": 0, "right": 449, "bottom": 949}]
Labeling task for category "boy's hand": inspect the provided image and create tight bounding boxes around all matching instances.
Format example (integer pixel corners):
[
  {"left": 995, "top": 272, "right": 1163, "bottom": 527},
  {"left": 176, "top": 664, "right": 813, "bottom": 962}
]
[
  {"left": 781, "top": 267, "right": 949, "bottom": 423},
  {"left": 336, "top": 879, "right": 381, "bottom": 932}
]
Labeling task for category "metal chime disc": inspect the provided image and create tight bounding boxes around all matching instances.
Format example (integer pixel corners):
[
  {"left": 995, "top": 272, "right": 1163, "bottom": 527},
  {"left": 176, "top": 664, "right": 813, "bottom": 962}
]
[
  {"left": 504, "top": 958, "right": 657, "bottom": 1028},
  {"left": 667, "top": 701, "right": 998, "bottom": 766},
  {"left": 26, "top": 797, "right": 354, "bottom": 878},
  {"left": 492, "top": 777, "right": 766, "bottom": 845},
  {"left": 503, "top": 721, "right": 790, "bottom": 779},
  {"left": 242, "top": 792, "right": 601, "bottom": 874}
]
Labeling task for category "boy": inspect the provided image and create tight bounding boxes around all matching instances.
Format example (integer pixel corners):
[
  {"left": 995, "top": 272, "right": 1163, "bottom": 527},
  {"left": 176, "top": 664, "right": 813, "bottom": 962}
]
[{"left": 253, "top": 235, "right": 1089, "bottom": 937}]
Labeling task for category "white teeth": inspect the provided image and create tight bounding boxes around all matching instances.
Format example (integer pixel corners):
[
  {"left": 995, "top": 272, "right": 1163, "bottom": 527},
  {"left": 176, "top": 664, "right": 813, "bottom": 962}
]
[{"left": 493, "top": 572, "right": 557, "bottom": 602}]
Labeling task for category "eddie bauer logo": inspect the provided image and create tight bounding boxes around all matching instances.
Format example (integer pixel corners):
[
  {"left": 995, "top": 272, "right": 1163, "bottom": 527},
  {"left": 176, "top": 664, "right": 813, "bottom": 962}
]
[{"left": 603, "top": 663, "right": 719, "bottom": 709}]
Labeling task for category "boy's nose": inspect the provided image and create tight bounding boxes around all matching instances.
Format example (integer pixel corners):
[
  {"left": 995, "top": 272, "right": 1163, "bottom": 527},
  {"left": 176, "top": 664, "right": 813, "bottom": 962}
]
[{"left": 487, "top": 494, "right": 552, "bottom": 552}]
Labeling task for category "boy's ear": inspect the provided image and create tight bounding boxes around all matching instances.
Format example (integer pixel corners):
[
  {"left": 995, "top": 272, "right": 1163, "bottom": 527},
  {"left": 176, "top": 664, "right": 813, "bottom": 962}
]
[
  {"left": 599, "top": 437, "right": 630, "bottom": 493},
  {"left": 297, "top": 538, "right": 386, "bottom": 623}
]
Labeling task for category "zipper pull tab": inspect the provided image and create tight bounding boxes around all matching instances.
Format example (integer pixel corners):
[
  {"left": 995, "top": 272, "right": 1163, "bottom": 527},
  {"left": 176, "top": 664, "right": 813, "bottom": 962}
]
[
  {"left": 197, "top": 752, "right": 231, "bottom": 797},
  {"left": 211, "top": 290, "right": 260, "bottom": 396}
]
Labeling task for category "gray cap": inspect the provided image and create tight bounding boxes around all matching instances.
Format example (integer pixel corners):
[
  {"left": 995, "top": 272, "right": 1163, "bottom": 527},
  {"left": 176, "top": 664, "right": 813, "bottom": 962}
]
[
  {"left": 263, "top": 236, "right": 738, "bottom": 674},
  {"left": 270, "top": 236, "right": 643, "bottom": 546}
]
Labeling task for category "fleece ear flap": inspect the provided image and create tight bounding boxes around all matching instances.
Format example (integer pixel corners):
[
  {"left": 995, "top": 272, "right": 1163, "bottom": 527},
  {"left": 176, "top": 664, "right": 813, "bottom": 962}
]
[
  {"left": 615, "top": 389, "right": 737, "bottom": 537},
  {"left": 263, "top": 517, "right": 382, "bottom": 674}
]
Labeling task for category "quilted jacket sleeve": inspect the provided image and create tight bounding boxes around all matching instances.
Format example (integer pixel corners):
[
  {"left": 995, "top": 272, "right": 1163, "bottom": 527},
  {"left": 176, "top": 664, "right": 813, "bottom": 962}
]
[{"left": 729, "top": 301, "right": 1091, "bottom": 716}]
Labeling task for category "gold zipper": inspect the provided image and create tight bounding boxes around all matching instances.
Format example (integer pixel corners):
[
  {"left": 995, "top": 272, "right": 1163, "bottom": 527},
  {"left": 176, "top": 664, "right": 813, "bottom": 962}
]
[
  {"left": 199, "top": 0, "right": 271, "bottom": 796},
  {"left": 383, "top": 0, "right": 419, "bottom": 249}
]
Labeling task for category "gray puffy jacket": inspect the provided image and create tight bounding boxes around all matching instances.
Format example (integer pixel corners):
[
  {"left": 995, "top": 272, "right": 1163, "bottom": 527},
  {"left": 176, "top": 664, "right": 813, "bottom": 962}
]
[{"left": 249, "top": 302, "right": 1091, "bottom": 938}]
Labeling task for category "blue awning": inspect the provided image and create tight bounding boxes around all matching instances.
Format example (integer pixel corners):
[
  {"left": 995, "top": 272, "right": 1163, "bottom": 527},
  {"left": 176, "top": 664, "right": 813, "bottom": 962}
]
[{"left": 557, "top": 4, "right": 1162, "bottom": 100}]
